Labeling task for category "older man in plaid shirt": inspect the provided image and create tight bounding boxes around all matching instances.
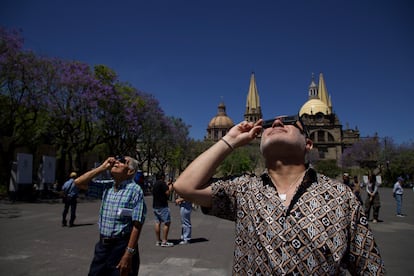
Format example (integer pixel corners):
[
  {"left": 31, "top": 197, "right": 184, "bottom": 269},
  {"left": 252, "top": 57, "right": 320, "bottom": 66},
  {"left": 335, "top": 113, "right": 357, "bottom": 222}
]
[{"left": 75, "top": 156, "right": 146, "bottom": 276}]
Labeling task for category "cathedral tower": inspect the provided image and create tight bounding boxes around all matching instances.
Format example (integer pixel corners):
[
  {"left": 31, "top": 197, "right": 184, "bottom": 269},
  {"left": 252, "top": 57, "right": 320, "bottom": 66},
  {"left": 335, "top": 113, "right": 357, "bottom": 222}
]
[
  {"left": 300, "top": 73, "right": 359, "bottom": 161},
  {"left": 244, "top": 72, "right": 262, "bottom": 122}
]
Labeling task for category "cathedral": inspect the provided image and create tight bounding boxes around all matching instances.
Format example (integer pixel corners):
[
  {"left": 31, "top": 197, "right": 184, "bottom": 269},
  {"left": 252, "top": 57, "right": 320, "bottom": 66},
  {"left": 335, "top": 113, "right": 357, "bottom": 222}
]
[{"left": 206, "top": 72, "right": 360, "bottom": 162}]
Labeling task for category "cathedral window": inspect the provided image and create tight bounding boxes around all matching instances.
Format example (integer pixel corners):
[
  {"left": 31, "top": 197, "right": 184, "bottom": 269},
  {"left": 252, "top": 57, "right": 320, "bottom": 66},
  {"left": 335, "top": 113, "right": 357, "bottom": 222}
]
[{"left": 318, "top": 131, "right": 325, "bottom": 142}]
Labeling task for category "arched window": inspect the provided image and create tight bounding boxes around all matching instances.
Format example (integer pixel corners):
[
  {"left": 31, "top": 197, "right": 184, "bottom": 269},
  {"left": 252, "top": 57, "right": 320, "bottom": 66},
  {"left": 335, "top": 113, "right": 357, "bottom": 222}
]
[
  {"left": 309, "top": 131, "right": 335, "bottom": 143},
  {"left": 318, "top": 131, "right": 325, "bottom": 142}
]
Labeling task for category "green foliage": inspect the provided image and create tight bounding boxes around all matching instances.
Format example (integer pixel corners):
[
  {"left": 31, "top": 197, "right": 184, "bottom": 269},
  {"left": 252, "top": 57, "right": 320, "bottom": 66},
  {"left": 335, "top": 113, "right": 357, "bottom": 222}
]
[
  {"left": 313, "top": 159, "right": 341, "bottom": 178},
  {"left": 336, "top": 136, "right": 414, "bottom": 185},
  {"left": 218, "top": 147, "right": 254, "bottom": 176},
  {"left": 94, "top": 64, "right": 117, "bottom": 85},
  {"left": 385, "top": 143, "right": 414, "bottom": 183}
]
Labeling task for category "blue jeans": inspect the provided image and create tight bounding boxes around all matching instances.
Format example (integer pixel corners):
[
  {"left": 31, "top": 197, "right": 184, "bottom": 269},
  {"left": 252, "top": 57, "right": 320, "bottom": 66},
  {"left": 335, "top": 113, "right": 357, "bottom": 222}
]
[
  {"left": 395, "top": 194, "right": 403, "bottom": 215},
  {"left": 180, "top": 201, "right": 192, "bottom": 241}
]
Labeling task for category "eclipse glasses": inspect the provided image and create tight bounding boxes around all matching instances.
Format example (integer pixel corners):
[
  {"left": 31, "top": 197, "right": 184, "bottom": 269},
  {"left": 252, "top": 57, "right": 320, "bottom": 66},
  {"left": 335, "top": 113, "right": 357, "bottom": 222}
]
[
  {"left": 115, "top": 156, "right": 127, "bottom": 164},
  {"left": 262, "top": 115, "right": 308, "bottom": 137}
]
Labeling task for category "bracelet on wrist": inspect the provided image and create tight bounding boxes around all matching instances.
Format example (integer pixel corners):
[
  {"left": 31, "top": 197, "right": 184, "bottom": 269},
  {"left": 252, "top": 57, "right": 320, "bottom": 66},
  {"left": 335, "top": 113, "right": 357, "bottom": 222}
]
[{"left": 220, "top": 137, "right": 233, "bottom": 150}]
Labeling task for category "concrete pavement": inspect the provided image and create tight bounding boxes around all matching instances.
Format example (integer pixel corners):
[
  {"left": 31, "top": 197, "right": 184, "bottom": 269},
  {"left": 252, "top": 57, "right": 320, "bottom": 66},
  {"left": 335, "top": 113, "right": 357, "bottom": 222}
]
[{"left": 0, "top": 186, "right": 413, "bottom": 275}]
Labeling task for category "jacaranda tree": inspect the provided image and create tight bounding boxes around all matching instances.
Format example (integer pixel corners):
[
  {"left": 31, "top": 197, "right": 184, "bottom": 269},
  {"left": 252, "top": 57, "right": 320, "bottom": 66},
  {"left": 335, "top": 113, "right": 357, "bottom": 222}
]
[
  {"left": 0, "top": 26, "right": 192, "bottom": 193},
  {"left": 0, "top": 27, "right": 52, "bottom": 187}
]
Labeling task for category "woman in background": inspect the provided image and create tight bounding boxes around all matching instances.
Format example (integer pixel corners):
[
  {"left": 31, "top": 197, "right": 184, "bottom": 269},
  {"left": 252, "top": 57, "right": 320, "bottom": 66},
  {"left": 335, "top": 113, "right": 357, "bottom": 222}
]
[
  {"left": 365, "top": 174, "right": 381, "bottom": 223},
  {"left": 175, "top": 194, "right": 192, "bottom": 245}
]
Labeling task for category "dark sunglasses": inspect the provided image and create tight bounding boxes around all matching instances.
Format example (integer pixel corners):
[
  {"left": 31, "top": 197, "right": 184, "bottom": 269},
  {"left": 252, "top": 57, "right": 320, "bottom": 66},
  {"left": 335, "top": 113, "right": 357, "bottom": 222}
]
[
  {"left": 115, "top": 156, "right": 127, "bottom": 164},
  {"left": 262, "top": 115, "right": 308, "bottom": 136}
]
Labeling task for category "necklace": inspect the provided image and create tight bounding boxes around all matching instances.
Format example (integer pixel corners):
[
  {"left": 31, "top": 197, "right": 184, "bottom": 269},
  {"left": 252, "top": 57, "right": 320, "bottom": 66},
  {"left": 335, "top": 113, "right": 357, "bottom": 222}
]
[{"left": 276, "top": 170, "right": 306, "bottom": 202}]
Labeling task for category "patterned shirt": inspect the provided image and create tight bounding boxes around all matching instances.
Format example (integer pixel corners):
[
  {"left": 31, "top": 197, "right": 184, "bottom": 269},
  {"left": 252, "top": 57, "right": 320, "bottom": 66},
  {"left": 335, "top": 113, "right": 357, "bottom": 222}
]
[
  {"left": 99, "top": 179, "right": 146, "bottom": 237},
  {"left": 203, "top": 168, "right": 385, "bottom": 275}
]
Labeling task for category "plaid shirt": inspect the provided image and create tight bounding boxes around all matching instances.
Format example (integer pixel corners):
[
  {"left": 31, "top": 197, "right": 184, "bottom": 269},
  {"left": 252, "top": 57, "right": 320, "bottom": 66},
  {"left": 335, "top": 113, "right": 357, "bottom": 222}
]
[
  {"left": 99, "top": 179, "right": 146, "bottom": 237},
  {"left": 204, "top": 168, "right": 385, "bottom": 275}
]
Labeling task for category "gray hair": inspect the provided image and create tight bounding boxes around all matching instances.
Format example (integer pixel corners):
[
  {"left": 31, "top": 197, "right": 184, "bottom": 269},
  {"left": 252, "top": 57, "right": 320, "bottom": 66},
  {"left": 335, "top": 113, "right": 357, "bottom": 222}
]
[{"left": 127, "top": 156, "right": 139, "bottom": 174}]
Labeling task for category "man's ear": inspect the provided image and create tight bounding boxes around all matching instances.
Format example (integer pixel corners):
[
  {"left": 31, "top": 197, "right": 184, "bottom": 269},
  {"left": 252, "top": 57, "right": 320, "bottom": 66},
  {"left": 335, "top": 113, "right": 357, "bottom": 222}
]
[
  {"left": 305, "top": 138, "right": 313, "bottom": 151},
  {"left": 127, "top": 169, "right": 136, "bottom": 178}
]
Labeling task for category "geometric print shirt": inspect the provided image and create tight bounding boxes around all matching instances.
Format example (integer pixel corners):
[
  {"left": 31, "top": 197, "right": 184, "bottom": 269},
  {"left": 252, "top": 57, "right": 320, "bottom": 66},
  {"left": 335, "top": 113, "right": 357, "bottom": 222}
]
[
  {"left": 203, "top": 168, "right": 385, "bottom": 275},
  {"left": 99, "top": 179, "right": 147, "bottom": 238}
]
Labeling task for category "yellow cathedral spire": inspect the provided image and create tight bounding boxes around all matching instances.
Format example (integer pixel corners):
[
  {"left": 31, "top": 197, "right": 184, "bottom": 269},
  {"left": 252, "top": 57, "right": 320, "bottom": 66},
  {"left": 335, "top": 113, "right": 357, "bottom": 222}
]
[
  {"left": 318, "top": 73, "right": 332, "bottom": 114},
  {"left": 244, "top": 72, "right": 262, "bottom": 122}
]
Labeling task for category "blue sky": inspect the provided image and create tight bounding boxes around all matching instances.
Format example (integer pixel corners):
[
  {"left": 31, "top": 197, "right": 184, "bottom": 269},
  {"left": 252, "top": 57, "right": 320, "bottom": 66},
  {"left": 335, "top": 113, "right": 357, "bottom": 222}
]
[{"left": 2, "top": 0, "right": 414, "bottom": 144}]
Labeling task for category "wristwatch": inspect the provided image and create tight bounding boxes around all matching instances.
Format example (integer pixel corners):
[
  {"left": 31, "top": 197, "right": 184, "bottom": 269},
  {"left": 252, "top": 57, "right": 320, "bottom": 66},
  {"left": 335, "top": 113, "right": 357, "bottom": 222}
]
[{"left": 126, "top": 247, "right": 136, "bottom": 255}]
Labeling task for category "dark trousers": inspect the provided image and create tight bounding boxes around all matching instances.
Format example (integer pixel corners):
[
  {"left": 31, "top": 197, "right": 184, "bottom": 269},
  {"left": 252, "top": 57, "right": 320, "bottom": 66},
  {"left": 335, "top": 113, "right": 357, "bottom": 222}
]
[
  {"left": 365, "top": 194, "right": 380, "bottom": 220},
  {"left": 62, "top": 197, "right": 77, "bottom": 226},
  {"left": 88, "top": 238, "right": 139, "bottom": 276}
]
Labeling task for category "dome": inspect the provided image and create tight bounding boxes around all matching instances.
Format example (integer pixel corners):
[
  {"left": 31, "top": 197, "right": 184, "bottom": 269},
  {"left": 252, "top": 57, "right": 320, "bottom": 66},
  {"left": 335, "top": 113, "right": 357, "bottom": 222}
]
[
  {"left": 299, "top": 99, "right": 330, "bottom": 116},
  {"left": 207, "top": 101, "right": 234, "bottom": 129},
  {"left": 208, "top": 115, "right": 234, "bottom": 128}
]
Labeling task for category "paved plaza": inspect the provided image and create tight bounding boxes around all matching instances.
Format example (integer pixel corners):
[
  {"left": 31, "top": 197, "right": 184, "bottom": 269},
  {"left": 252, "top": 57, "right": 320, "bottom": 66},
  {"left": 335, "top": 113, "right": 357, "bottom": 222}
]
[{"left": 0, "top": 186, "right": 413, "bottom": 275}]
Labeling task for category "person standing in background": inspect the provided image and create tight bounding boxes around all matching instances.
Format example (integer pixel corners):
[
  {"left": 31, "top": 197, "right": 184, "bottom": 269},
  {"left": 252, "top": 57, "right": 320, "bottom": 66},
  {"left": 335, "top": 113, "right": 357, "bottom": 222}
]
[
  {"left": 393, "top": 177, "right": 405, "bottom": 217},
  {"left": 365, "top": 174, "right": 381, "bottom": 223},
  {"left": 343, "top": 173, "right": 362, "bottom": 205},
  {"left": 62, "top": 172, "right": 79, "bottom": 227},
  {"left": 152, "top": 172, "right": 174, "bottom": 247},
  {"left": 175, "top": 194, "right": 192, "bottom": 245},
  {"left": 342, "top": 173, "right": 353, "bottom": 189},
  {"left": 353, "top": 175, "right": 363, "bottom": 204}
]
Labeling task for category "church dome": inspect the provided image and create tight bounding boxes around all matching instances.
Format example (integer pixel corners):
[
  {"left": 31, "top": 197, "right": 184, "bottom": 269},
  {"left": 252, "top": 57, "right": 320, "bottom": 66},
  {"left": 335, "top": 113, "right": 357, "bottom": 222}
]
[
  {"left": 299, "top": 99, "right": 330, "bottom": 116},
  {"left": 208, "top": 102, "right": 234, "bottom": 129},
  {"left": 208, "top": 116, "right": 234, "bottom": 128}
]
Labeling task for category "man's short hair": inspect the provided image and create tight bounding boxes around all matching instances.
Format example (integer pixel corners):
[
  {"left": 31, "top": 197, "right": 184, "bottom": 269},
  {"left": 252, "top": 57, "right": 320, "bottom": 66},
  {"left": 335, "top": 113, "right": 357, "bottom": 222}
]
[{"left": 127, "top": 157, "right": 139, "bottom": 173}]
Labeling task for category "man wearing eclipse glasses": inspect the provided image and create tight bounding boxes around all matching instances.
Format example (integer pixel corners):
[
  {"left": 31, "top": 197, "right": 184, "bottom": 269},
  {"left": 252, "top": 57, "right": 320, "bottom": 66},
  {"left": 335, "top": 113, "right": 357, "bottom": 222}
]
[
  {"left": 74, "top": 156, "right": 146, "bottom": 276},
  {"left": 174, "top": 114, "right": 385, "bottom": 275}
]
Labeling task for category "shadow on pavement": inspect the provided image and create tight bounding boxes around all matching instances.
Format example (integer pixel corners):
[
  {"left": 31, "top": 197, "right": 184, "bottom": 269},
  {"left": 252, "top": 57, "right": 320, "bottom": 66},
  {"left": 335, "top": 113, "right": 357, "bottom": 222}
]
[
  {"left": 169, "top": 237, "right": 209, "bottom": 245},
  {"left": 63, "top": 223, "right": 95, "bottom": 228}
]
